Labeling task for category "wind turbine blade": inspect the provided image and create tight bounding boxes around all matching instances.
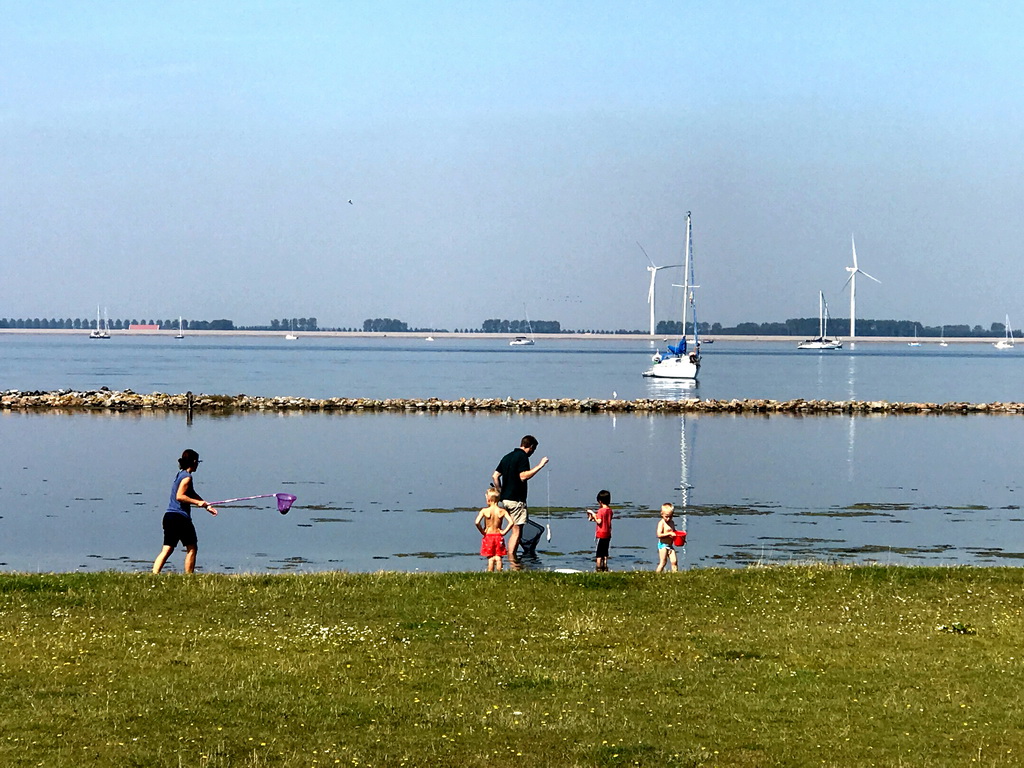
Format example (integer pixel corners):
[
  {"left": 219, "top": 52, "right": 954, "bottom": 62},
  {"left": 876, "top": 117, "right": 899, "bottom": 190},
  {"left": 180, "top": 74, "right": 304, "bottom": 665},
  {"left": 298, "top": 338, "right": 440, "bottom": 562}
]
[
  {"left": 657, "top": 264, "right": 684, "bottom": 271},
  {"left": 859, "top": 270, "right": 881, "bottom": 284},
  {"left": 851, "top": 236, "right": 858, "bottom": 269},
  {"left": 842, "top": 272, "right": 855, "bottom": 290},
  {"left": 637, "top": 242, "right": 655, "bottom": 268}
]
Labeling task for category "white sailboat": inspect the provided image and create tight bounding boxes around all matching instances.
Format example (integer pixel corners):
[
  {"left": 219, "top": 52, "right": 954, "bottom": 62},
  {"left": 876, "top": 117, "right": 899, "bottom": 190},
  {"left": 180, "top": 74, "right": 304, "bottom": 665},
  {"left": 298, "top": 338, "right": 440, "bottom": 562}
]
[
  {"left": 174, "top": 316, "right": 184, "bottom": 339},
  {"left": 643, "top": 212, "right": 701, "bottom": 380},
  {"left": 939, "top": 326, "right": 948, "bottom": 347},
  {"left": 908, "top": 325, "right": 921, "bottom": 347},
  {"left": 994, "top": 315, "right": 1015, "bottom": 350},
  {"left": 509, "top": 310, "right": 536, "bottom": 346},
  {"left": 88, "top": 305, "right": 110, "bottom": 339},
  {"left": 285, "top": 319, "right": 298, "bottom": 340},
  {"left": 797, "top": 291, "right": 842, "bottom": 350}
]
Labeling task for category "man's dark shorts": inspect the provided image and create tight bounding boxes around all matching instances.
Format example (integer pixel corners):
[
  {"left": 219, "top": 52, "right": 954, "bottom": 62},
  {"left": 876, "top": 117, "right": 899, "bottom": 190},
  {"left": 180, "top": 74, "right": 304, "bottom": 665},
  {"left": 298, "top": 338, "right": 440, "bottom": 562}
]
[
  {"left": 596, "top": 537, "right": 611, "bottom": 559},
  {"left": 162, "top": 512, "right": 198, "bottom": 549}
]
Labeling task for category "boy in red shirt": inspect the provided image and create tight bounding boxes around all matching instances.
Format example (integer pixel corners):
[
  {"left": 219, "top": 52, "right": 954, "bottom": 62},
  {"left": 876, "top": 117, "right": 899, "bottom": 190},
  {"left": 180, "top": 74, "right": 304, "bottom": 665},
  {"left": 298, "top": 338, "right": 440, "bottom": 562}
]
[{"left": 585, "top": 489, "right": 613, "bottom": 572}]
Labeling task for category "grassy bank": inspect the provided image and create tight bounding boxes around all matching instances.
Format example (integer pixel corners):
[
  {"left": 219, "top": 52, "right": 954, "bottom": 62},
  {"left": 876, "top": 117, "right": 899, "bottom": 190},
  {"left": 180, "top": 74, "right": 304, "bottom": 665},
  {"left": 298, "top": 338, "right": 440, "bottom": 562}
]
[{"left": 2, "top": 566, "right": 1022, "bottom": 767}]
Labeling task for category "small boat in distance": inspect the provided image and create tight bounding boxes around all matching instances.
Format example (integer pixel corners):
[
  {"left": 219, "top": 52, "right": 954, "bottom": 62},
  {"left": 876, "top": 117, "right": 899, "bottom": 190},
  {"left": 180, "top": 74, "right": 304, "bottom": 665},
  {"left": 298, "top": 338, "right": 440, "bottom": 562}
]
[
  {"left": 174, "top": 316, "right": 184, "bottom": 339},
  {"left": 285, "top": 319, "right": 298, "bottom": 340},
  {"left": 939, "top": 326, "right": 948, "bottom": 347},
  {"left": 88, "top": 305, "right": 110, "bottom": 339},
  {"left": 509, "top": 309, "right": 536, "bottom": 346},
  {"left": 994, "top": 315, "right": 1015, "bottom": 350},
  {"left": 797, "top": 292, "right": 842, "bottom": 350},
  {"left": 908, "top": 326, "right": 921, "bottom": 347}
]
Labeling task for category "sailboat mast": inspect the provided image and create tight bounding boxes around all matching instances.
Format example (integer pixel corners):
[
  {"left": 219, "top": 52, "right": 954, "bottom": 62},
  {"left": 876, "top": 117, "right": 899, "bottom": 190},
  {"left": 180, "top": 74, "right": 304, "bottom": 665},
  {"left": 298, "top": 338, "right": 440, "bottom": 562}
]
[
  {"left": 819, "top": 291, "right": 825, "bottom": 338},
  {"left": 681, "top": 213, "right": 690, "bottom": 334}
]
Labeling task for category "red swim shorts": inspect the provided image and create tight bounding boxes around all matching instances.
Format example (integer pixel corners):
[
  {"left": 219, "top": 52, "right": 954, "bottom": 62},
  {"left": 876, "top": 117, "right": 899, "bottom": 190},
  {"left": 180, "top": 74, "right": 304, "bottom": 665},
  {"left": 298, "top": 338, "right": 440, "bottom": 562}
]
[{"left": 480, "top": 533, "right": 508, "bottom": 557}]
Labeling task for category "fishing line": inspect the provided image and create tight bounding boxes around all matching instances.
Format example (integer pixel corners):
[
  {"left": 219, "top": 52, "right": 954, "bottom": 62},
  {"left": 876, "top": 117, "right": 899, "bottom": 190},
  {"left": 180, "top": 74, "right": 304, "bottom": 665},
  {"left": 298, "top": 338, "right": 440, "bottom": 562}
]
[{"left": 545, "top": 469, "right": 552, "bottom": 542}]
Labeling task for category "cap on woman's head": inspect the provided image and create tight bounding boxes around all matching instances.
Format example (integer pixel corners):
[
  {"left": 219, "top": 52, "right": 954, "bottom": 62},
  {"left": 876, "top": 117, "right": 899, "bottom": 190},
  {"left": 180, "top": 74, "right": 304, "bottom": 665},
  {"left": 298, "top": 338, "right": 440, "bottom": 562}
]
[{"left": 179, "top": 449, "right": 200, "bottom": 470}]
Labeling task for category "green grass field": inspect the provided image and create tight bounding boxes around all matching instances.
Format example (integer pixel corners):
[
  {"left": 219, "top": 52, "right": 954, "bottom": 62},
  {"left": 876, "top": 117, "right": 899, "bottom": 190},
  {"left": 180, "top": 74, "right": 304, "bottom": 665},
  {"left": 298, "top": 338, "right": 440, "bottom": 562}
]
[{"left": 2, "top": 566, "right": 1022, "bottom": 767}]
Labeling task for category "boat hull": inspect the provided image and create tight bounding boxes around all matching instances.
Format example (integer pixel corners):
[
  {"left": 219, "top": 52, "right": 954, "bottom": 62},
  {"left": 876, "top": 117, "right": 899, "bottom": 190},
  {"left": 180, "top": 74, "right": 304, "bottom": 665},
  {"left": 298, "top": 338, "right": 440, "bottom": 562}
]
[
  {"left": 642, "top": 355, "right": 700, "bottom": 379},
  {"left": 797, "top": 338, "right": 842, "bottom": 350}
]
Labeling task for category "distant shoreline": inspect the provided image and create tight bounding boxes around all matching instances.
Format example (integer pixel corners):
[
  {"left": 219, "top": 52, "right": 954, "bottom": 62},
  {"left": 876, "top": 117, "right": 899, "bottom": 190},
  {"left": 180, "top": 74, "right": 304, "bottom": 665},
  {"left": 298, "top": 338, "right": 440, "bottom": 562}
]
[{"left": 0, "top": 329, "right": 995, "bottom": 344}]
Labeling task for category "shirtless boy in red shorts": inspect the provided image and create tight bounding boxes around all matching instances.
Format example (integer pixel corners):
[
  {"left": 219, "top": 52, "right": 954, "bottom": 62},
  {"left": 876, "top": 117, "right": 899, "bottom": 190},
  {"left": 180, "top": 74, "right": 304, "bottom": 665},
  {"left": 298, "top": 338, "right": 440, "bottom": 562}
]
[{"left": 475, "top": 488, "right": 513, "bottom": 571}]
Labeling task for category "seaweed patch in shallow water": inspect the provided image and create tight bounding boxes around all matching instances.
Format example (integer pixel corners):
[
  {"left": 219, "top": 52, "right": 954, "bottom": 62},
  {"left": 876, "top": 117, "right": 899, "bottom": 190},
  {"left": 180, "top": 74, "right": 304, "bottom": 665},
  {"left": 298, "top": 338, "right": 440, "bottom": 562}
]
[
  {"left": 691, "top": 504, "right": 775, "bottom": 517},
  {"left": 800, "top": 509, "right": 895, "bottom": 518},
  {"left": 394, "top": 551, "right": 463, "bottom": 559},
  {"left": 846, "top": 503, "right": 912, "bottom": 512},
  {"left": 824, "top": 544, "right": 954, "bottom": 555},
  {"left": 978, "top": 550, "right": 1024, "bottom": 560}
]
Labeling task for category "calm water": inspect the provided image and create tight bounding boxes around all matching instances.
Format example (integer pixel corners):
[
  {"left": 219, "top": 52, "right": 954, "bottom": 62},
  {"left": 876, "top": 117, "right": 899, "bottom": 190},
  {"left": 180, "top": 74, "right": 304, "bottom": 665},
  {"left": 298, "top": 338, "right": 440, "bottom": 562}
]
[
  {"left": 3, "top": 333, "right": 1024, "bottom": 402},
  {"left": 2, "top": 334, "right": 1024, "bottom": 573}
]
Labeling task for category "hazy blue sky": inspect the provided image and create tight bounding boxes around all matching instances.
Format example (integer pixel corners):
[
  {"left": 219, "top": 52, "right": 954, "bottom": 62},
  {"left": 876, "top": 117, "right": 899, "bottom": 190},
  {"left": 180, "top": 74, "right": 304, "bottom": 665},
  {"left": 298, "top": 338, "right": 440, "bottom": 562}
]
[{"left": 4, "top": 1, "right": 1024, "bottom": 330}]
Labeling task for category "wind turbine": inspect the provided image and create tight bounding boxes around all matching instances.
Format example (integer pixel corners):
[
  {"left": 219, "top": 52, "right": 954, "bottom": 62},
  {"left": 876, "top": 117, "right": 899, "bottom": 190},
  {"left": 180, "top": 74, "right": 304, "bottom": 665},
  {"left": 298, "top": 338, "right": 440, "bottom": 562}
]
[
  {"left": 638, "top": 242, "right": 681, "bottom": 336},
  {"left": 843, "top": 235, "right": 880, "bottom": 339}
]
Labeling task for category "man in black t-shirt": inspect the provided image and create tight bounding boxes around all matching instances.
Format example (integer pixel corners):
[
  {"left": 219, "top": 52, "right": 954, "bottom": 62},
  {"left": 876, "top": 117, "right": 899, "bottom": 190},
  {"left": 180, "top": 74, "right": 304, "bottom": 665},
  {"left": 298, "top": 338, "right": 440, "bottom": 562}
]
[{"left": 492, "top": 434, "right": 549, "bottom": 559}]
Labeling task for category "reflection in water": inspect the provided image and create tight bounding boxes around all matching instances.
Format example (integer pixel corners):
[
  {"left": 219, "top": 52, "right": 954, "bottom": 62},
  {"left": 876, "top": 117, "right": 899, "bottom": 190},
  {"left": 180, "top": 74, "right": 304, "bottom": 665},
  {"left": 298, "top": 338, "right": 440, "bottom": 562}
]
[
  {"left": 644, "top": 376, "right": 699, "bottom": 401},
  {"left": 846, "top": 353, "right": 858, "bottom": 400},
  {"left": 846, "top": 355, "right": 858, "bottom": 482},
  {"left": 677, "top": 414, "right": 690, "bottom": 566}
]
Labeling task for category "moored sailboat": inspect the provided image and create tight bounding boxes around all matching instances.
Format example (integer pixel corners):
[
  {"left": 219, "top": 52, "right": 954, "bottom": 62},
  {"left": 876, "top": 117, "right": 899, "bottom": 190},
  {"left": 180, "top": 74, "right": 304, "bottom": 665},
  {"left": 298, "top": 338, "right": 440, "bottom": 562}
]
[
  {"left": 643, "top": 212, "right": 701, "bottom": 380},
  {"left": 797, "top": 292, "right": 842, "bottom": 350},
  {"left": 88, "top": 305, "right": 110, "bottom": 339},
  {"left": 994, "top": 315, "right": 1015, "bottom": 350}
]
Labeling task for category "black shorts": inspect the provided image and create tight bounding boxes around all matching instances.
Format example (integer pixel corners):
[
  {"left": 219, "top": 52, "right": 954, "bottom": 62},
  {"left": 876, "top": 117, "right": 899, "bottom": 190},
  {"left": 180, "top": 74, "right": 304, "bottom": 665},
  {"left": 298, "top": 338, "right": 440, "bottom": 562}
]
[
  {"left": 596, "top": 537, "right": 610, "bottom": 558},
  {"left": 162, "top": 512, "right": 198, "bottom": 549}
]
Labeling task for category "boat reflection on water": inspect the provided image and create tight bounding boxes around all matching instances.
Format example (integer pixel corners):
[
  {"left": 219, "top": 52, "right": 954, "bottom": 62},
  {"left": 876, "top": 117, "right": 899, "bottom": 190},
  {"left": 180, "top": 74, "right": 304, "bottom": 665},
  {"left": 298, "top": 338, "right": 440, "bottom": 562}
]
[
  {"left": 676, "top": 413, "right": 692, "bottom": 567},
  {"left": 643, "top": 376, "right": 698, "bottom": 401}
]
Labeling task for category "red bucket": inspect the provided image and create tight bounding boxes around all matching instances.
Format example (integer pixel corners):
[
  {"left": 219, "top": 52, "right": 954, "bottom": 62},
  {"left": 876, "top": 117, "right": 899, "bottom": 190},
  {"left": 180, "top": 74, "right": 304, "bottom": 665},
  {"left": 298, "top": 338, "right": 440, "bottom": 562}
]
[{"left": 673, "top": 530, "right": 687, "bottom": 547}]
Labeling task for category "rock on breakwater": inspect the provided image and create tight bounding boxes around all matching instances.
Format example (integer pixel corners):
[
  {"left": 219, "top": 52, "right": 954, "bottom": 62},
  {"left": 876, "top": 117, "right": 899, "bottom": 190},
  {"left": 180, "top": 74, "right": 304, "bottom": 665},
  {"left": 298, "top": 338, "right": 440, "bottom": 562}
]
[{"left": 3, "top": 389, "right": 1024, "bottom": 415}]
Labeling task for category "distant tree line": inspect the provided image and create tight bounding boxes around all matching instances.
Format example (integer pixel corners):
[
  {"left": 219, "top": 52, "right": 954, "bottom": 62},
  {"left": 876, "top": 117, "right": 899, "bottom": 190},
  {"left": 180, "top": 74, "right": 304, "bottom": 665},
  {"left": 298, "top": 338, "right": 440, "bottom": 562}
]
[
  {"left": 481, "top": 319, "right": 561, "bottom": 334},
  {"left": 1, "top": 316, "right": 1016, "bottom": 337},
  {"left": 363, "top": 318, "right": 408, "bottom": 332},
  {"left": 265, "top": 318, "right": 318, "bottom": 331},
  {"left": 680, "top": 318, "right": 1015, "bottom": 338},
  {"left": 0, "top": 317, "right": 234, "bottom": 330}
]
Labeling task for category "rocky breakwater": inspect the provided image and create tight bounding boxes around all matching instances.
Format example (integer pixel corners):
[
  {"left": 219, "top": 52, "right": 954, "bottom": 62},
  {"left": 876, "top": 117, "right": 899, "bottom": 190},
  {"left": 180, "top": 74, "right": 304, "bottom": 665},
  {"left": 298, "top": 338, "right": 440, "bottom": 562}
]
[{"left": 3, "top": 389, "right": 1024, "bottom": 415}]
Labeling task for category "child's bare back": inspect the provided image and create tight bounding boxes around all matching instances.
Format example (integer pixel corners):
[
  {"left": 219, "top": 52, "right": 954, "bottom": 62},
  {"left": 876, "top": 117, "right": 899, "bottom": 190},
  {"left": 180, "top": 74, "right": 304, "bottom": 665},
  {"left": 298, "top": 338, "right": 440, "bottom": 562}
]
[{"left": 475, "top": 489, "right": 512, "bottom": 536}]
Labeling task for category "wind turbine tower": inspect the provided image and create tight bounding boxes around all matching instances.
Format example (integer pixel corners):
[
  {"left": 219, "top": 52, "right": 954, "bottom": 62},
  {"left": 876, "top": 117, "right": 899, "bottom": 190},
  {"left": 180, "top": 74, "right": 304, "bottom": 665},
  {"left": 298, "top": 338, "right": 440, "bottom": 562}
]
[
  {"left": 639, "top": 242, "right": 681, "bottom": 336},
  {"left": 844, "top": 236, "right": 881, "bottom": 339}
]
